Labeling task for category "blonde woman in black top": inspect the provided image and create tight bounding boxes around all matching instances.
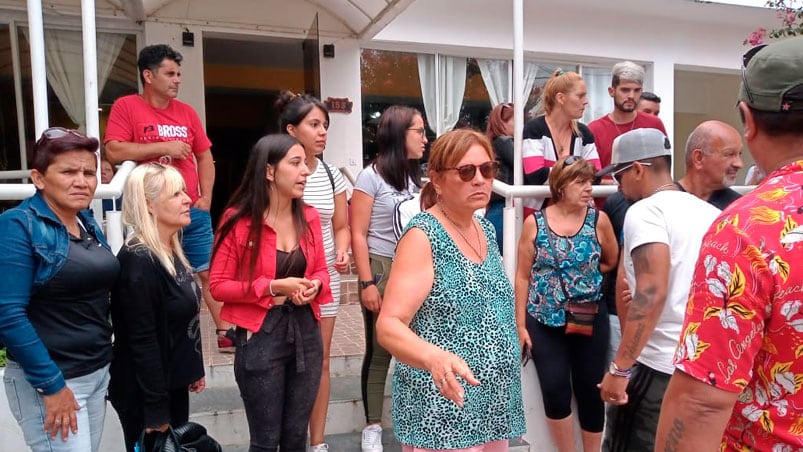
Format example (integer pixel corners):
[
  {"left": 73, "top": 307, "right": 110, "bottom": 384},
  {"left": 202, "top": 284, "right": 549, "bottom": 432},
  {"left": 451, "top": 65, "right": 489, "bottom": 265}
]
[{"left": 109, "top": 163, "right": 205, "bottom": 452}]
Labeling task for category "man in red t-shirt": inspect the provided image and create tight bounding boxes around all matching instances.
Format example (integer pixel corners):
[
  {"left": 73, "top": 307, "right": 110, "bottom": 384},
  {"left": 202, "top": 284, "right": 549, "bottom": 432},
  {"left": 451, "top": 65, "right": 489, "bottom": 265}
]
[
  {"left": 655, "top": 37, "right": 803, "bottom": 451},
  {"left": 105, "top": 44, "right": 231, "bottom": 349},
  {"left": 588, "top": 61, "right": 667, "bottom": 170}
]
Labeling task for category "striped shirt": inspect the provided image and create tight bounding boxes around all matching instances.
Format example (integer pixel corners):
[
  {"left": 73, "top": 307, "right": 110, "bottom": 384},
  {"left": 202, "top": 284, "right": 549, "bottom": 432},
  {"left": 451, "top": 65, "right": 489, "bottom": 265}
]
[{"left": 303, "top": 159, "right": 347, "bottom": 312}]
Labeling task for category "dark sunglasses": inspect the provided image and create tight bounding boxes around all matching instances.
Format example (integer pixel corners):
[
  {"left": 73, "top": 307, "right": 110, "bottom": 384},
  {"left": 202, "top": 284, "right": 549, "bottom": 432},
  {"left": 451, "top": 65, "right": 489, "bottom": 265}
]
[
  {"left": 445, "top": 161, "right": 500, "bottom": 182},
  {"left": 741, "top": 44, "right": 767, "bottom": 105},
  {"left": 611, "top": 161, "right": 653, "bottom": 184},
  {"left": 36, "top": 127, "right": 84, "bottom": 146}
]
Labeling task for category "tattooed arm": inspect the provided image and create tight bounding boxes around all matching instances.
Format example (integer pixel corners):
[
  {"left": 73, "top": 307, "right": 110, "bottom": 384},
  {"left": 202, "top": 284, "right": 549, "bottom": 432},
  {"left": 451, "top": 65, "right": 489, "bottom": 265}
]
[
  {"left": 598, "top": 242, "right": 669, "bottom": 404},
  {"left": 655, "top": 371, "right": 737, "bottom": 452}
]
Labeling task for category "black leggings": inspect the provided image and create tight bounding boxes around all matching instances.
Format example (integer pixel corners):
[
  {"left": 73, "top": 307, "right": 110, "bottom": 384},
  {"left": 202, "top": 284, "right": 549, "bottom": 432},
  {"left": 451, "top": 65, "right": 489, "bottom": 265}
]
[
  {"left": 526, "top": 306, "right": 609, "bottom": 432},
  {"left": 234, "top": 304, "right": 323, "bottom": 452}
]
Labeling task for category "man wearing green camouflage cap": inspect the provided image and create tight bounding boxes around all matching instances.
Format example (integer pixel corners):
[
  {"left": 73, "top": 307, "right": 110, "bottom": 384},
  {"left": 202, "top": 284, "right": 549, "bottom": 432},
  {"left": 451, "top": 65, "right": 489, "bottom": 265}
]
[{"left": 656, "top": 36, "right": 803, "bottom": 451}]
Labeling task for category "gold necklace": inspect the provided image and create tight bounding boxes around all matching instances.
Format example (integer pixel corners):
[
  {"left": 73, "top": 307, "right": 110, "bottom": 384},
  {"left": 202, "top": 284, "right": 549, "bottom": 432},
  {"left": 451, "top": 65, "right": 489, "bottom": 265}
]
[
  {"left": 439, "top": 204, "right": 483, "bottom": 260},
  {"left": 651, "top": 182, "right": 678, "bottom": 196},
  {"left": 611, "top": 114, "right": 637, "bottom": 135}
]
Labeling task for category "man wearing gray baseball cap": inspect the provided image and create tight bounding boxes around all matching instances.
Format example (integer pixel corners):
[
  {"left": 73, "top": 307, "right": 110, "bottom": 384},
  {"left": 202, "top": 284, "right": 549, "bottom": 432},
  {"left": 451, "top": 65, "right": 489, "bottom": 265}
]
[
  {"left": 657, "top": 37, "right": 803, "bottom": 451},
  {"left": 596, "top": 128, "right": 720, "bottom": 452}
]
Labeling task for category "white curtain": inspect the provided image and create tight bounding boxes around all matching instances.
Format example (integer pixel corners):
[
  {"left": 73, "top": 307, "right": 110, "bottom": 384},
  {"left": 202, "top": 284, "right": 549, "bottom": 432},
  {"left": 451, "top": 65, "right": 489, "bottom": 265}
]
[
  {"left": 35, "top": 29, "right": 125, "bottom": 130},
  {"left": 522, "top": 62, "right": 541, "bottom": 107},
  {"left": 582, "top": 66, "right": 612, "bottom": 124},
  {"left": 417, "top": 54, "right": 467, "bottom": 136},
  {"left": 478, "top": 59, "right": 510, "bottom": 107}
]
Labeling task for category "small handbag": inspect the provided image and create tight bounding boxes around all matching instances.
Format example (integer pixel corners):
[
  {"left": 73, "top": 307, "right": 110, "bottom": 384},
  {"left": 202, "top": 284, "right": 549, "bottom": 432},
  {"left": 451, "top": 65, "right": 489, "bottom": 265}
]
[
  {"left": 540, "top": 210, "right": 599, "bottom": 337},
  {"left": 136, "top": 421, "right": 222, "bottom": 452}
]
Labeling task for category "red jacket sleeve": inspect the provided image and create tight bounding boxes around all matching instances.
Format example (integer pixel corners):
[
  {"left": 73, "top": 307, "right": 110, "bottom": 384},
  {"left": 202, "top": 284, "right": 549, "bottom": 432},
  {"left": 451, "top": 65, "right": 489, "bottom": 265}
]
[{"left": 208, "top": 214, "right": 274, "bottom": 307}]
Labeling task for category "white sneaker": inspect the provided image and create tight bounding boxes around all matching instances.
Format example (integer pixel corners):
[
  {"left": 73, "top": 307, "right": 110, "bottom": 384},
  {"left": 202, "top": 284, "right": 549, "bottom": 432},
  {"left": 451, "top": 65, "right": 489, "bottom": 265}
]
[
  {"left": 310, "top": 443, "right": 329, "bottom": 452},
  {"left": 361, "top": 424, "right": 383, "bottom": 452}
]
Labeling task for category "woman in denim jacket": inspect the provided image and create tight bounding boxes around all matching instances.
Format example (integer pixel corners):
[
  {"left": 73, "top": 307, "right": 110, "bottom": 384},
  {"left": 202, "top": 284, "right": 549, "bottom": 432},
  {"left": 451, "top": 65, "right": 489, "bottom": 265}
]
[{"left": 0, "top": 128, "right": 120, "bottom": 452}]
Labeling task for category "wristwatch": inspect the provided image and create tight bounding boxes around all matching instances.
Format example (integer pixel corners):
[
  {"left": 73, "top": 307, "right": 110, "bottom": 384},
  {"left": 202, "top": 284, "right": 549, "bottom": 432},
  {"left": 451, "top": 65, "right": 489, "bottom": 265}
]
[
  {"left": 608, "top": 361, "right": 633, "bottom": 378},
  {"left": 359, "top": 280, "right": 376, "bottom": 290}
]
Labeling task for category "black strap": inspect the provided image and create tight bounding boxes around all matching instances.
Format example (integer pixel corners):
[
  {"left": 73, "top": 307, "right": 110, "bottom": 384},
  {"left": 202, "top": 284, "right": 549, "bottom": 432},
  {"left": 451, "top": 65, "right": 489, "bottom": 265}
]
[{"left": 318, "top": 156, "right": 336, "bottom": 193}]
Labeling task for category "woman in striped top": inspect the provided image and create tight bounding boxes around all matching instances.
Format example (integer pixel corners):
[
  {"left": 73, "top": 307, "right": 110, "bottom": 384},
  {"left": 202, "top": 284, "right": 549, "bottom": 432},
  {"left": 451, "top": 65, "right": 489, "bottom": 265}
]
[{"left": 277, "top": 91, "right": 351, "bottom": 452}]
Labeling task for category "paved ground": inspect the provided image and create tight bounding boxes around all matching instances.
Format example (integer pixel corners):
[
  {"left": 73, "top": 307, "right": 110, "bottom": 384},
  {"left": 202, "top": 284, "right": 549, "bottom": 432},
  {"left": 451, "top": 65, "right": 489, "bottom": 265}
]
[{"left": 200, "top": 273, "right": 364, "bottom": 367}]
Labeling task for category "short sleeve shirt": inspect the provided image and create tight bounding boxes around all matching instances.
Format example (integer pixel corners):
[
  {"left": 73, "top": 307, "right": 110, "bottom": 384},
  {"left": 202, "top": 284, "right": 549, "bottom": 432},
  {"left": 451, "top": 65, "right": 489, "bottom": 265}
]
[
  {"left": 353, "top": 164, "right": 418, "bottom": 257},
  {"left": 675, "top": 161, "right": 803, "bottom": 450},
  {"left": 104, "top": 95, "right": 212, "bottom": 203}
]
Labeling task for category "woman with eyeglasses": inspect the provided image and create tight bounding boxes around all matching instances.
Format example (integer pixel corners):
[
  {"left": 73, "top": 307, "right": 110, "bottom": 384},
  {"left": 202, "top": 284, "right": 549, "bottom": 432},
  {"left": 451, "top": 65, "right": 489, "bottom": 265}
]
[
  {"left": 276, "top": 91, "right": 350, "bottom": 452},
  {"left": 514, "top": 156, "right": 617, "bottom": 452},
  {"left": 209, "top": 134, "right": 331, "bottom": 451},
  {"left": 376, "top": 129, "right": 525, "bottom": 451},
  {"left": 522, "top": 69, "right": 601, "bottom": 214},
  {"left": 350, "top": 105, "right": 426, "bottom": 452},
  {"left": 485, "top": 102, "right": 515, "bottom": 253},
  {"left": 0, "top": 127, "right": 120, "bottom": 451},
  {"left": 108, "top": 163, "right": 206, "bottom": 452}
]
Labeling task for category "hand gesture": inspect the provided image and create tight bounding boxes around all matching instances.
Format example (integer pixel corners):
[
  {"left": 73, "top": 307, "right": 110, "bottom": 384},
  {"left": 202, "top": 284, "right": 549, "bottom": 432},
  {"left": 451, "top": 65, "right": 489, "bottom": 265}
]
[
  {"left": 426, "top": 349, "right": 480, "bottom": 408},
  {"left": 188, "top": 377, "right": 205, "bottom": 393},
  {"left": 333, "top": 250, "right": 351, "bottom": 273},
  {"left": 598, "top": 372, "right": 629, "bottom": 405},
  {"left": 163, "top": 141, "right": 192, "bottom": 160},
  {"left": 360, "top": 285, "right": 382, "bottom": 313},
  {"left": 291, "top": 279, "right": 321, "bottom": 305},
  {"left": 42, "top": 386, "right": 80, "bottom": 441}
]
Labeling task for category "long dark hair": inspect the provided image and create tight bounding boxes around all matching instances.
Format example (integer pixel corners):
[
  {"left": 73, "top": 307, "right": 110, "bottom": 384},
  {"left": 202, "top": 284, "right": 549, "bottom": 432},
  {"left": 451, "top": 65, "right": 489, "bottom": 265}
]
[
  {"left": 275, "top": 90, "right": 330, "bottom": 132},
  {"left": 375, "top": 105, "right": 423, "bottom": 192},
  {"left": 213, "top": 134, "right": 310, "bottom": 283}
]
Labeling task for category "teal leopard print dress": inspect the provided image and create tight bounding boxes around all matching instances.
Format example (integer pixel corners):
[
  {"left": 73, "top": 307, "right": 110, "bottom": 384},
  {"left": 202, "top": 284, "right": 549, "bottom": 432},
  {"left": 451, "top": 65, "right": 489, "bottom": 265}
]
[{"left": 391, "top": 212, "right": 526, "bottom": 449}]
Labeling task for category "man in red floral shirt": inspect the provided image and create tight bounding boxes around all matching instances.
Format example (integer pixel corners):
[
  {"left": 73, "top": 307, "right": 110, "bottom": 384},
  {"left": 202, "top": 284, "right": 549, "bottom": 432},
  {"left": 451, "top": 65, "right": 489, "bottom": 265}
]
[{"left": 656, "top": 37, "right": 803, "bottom": 451}]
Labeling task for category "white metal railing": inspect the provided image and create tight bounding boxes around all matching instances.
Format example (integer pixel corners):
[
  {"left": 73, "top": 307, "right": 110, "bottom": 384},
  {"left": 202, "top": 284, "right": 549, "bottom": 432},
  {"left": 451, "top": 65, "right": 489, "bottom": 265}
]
[
  {"left": 492, "top": 181, "right": 757, "bottom": 279},
  {"left": 0, "top": 160, "right": 136, "bottom": 253}
]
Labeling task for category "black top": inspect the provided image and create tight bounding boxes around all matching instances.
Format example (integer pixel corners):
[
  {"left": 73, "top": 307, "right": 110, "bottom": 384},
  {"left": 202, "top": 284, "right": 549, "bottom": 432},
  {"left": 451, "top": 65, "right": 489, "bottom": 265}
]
[
  {"left": 24, "top": 227, "right": 119, "bottom": 379},
  {"left": 491, "top": 136, "right": 514, "bottom": 203},
  {"left": 600, "top": 191, "right": 633, "bottom": 316},
  {"left": 109, "top": 243, "right": 203, "bottom": 427},
  {"left": 674, "top": 182, "right": 742, "bottom": 211},
  {"left": 276, "top": 247, "right": 307, "bottom": 279}
]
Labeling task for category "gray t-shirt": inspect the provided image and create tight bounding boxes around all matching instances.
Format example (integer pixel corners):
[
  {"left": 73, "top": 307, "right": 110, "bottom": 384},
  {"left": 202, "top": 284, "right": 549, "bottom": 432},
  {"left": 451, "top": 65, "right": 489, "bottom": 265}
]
[{"left": 354, "top": 164, "right": 418, "bottom": 257}]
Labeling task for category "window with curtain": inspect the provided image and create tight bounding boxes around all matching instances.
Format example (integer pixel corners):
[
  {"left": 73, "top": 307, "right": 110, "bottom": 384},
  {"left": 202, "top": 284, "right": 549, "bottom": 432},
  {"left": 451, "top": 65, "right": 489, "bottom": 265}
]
[{"left": 12, "top": 28, "right": 137, "bottom": 168}]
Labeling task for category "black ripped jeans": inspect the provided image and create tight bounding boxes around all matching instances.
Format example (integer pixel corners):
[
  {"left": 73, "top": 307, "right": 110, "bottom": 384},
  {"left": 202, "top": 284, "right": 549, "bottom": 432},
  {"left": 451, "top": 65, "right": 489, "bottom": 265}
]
[{"left": 234, "top": 304, "right": 323, "bottom": 452}]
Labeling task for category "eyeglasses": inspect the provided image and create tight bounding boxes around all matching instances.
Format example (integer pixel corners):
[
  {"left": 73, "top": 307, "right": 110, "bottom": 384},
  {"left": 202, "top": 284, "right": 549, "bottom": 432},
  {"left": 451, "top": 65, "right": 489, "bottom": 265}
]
[
  {"left": 445, "top": 161, "right": 500, "bottom": 182},
  {"left": 741, "top": 44, "right": 767, "bottom": 105},
  {"left": 407, "top": 127, "right": 426, "bottom": 137},
  {"left": 36, "top": 127, "right": 84, "bottom": 146},
  {"left": 611, "top": 161, "right": 652, "bottom": 184}
]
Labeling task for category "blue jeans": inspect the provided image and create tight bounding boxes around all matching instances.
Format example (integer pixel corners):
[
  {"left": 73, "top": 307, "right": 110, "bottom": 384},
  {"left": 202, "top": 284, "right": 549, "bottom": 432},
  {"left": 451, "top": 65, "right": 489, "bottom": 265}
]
[
  {"left": 4, "top": 361, "right": 110, "bottom": 452},
  {"left": 182, "top": 207, "right": 214, "bottom": 272}
]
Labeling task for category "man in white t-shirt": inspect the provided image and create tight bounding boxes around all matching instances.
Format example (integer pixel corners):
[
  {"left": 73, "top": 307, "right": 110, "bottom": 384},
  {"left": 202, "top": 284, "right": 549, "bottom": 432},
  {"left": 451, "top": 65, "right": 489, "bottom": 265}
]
[{"left": 595, "top": 128, "right": 720, "bottom": 452}]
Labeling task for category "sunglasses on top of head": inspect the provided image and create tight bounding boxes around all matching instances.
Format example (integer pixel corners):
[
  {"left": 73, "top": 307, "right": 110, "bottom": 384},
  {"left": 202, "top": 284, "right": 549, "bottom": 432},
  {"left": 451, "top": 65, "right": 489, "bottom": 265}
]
[
  {"left": 445, "top": 161, "right": 500, "bottom": 182},
  {"left": 36, "top": 127, "right": 84, "bottom": 146}
]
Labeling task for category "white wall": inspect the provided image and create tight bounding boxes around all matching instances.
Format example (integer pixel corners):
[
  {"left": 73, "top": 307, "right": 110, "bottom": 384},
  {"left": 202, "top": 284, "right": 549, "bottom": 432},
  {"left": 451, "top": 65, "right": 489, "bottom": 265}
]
[{"left": 320, "top": 38, "right": 364, "bottom": 178}]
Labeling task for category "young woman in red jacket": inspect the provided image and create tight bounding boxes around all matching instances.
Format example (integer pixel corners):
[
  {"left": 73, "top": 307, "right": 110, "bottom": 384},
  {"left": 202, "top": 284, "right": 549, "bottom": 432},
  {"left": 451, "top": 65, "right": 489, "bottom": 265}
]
[{"left": 209, "top": 134, "right": 332, "bottom": 451}]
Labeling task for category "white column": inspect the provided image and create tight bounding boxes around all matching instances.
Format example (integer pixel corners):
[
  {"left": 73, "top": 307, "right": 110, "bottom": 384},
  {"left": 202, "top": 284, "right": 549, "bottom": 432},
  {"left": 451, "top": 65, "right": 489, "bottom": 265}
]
[{"left": 26, "top": 0, "right": 48, "bottom": 136}]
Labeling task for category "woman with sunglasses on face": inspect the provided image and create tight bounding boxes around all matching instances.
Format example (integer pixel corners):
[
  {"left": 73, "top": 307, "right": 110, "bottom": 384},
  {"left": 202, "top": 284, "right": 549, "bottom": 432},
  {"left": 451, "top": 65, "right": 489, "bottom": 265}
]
[
  {"left": 522, "top": 69, "right": 601, "bottom": 214},
  {"left": 209, "top": 134, "right": 331, "bottom": 451},
  {"left": 350, "top": 105, "right": 426, "bottom": 452},
  {"left": 485, "top": 102, "right": 515, "bottom": 253},
  {"left": 376, "top": 129, "right": 525, "bottom": 451},
  {"left": 276, "top": 91, "right": 350, "bottom": 452},
  {"left": 108, "top": 163, "right": 205, "bottom": 452},
  {"left": 514, "top": 156, "right": 617, "bottom": 452},
  {"left": 0, "top": 128, "right": 120, "bottom": 452}
]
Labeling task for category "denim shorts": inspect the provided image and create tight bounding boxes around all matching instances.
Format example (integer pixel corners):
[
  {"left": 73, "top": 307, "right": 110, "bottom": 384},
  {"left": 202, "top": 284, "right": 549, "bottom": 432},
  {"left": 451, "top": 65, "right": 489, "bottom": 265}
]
[{"left": 181, "top": 207, "right": 214, "bottom": 272}]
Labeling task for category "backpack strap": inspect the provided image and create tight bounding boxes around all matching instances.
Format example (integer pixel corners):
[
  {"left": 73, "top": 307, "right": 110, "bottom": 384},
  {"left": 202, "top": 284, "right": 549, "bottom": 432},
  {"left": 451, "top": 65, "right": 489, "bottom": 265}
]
[{"left": 318, "top": 156, "right": 336, "bottom": 193}]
